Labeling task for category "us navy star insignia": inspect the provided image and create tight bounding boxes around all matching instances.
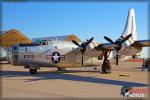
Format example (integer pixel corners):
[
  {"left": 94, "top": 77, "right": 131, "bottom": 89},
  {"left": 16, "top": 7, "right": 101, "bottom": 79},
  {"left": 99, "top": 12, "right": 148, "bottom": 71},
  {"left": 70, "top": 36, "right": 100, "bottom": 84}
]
[
  {"left": 52, "top": 52, "right": 60, "bottom": 62},
  {"left": 46, "top": 51, "right": 65, "bottom": 64}
]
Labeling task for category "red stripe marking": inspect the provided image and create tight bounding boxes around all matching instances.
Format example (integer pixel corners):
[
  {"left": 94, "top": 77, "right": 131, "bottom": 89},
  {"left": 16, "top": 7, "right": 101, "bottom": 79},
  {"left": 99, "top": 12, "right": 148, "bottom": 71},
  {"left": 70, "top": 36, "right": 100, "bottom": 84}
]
[
  {"left": 46, "top": 55, "right": 52, "bottom": 60},
  {"left": 46, "top": 55, "right": 65, "bottom": 60}
]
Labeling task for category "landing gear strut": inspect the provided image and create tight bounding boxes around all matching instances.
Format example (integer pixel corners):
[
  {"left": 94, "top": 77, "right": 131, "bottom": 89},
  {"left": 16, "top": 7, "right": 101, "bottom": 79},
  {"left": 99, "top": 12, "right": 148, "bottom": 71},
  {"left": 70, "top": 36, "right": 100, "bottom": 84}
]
[{"left": 102, "top": 51, "right": 111, "bottom": 73}]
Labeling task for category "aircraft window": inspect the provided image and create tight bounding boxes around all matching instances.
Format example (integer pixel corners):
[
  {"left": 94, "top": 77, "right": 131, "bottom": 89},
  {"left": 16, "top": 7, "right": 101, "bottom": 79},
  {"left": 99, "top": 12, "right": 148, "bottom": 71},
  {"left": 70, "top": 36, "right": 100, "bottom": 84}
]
[
  {"left": 14, "top": 55, "right": 18, "bottom": 59},
  {"left": 42, "top": 40, "right": 48, "bottom": 45},
  {"left": 13, "top": 46, "right": 18, "bottom": 50},
  {"left": 34, "top": 40, "right": 41, "bottom": 45}
]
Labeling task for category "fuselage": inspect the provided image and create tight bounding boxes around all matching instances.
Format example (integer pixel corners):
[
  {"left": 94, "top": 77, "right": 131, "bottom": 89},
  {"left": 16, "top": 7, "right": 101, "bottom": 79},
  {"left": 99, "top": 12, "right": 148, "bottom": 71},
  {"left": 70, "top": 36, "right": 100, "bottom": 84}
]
[{"left": 8, "top": 40, "right": 141, "bottom": 68}]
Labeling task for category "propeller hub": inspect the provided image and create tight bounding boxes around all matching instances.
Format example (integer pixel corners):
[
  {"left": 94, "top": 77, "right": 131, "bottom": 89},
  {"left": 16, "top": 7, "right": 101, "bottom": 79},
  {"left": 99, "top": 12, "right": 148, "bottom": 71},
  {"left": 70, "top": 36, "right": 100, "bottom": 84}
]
[
  {"left": 115, "top": 39, "right": 123, "bottom": 51},
  {"left": 80, "top": 43, "right": 86, "bottom": 52}
]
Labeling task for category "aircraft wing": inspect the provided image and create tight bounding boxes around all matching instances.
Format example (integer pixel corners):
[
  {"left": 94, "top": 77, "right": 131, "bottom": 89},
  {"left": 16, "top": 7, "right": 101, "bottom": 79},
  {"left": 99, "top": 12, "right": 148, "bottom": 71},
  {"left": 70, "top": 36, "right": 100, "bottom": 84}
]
[
  {"left": 94, "top": 43, "right": 116, "bottom": 50},
  {"left": 95, "top": 40, "right": 150, "bottom": 51},
  {"left": 131, "top": 40, "right": 150, "bottom": 47}
]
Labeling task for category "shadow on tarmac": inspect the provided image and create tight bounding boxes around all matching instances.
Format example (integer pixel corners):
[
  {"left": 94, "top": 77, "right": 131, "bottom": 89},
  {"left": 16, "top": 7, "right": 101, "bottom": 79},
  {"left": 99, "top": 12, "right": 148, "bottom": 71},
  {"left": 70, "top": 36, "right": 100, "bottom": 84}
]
[{"left": 0, "top": 70, "right": 148, "bottom": 87}]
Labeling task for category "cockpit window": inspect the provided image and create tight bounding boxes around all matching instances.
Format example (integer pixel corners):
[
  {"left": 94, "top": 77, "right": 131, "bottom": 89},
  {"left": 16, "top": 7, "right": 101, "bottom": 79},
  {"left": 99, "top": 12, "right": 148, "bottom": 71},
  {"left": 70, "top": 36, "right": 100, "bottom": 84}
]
[
  {"left": 42, "top": 40, "right": 48, "bottom": 45},
  {"left": 34, "top": 40, "right": 41, "bottom": 45},
  {"left": 13, "top": 46, "right": 18, "bottom": 50}
]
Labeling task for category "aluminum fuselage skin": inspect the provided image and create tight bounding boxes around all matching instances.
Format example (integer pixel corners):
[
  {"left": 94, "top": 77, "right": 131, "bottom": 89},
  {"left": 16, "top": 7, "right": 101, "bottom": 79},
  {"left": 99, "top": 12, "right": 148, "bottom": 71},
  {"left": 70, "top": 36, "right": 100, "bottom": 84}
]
[{"left": 8, "top": 40, "right": 141, "bottom": 68}]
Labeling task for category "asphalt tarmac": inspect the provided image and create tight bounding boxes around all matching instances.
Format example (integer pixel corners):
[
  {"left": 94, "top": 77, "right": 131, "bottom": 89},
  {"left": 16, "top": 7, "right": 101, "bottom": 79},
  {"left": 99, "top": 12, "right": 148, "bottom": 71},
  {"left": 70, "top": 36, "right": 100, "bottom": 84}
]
[{"left": 0, "top": 61, "right": 149, "bottom": 99}]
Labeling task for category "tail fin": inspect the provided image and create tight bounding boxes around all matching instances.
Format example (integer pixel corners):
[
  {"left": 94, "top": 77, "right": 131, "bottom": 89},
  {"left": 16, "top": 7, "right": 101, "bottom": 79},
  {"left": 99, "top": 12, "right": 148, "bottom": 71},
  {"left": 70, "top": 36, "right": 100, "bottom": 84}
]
[{"left": 121, "top": 8, "right": 137, "bottom": 44}]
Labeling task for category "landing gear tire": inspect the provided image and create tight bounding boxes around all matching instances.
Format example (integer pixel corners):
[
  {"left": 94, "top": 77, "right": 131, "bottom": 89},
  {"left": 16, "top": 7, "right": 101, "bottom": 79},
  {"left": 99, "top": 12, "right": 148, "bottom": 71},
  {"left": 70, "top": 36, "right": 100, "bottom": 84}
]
[
  {"left": 102, "top": 59, "right": 111, "bottom": 74},
  {"left": 94, "top": 67, "right": 97, "bottom": 70},
  {"left": 148, "top": 65, "right": 150, "bottom": 71},
  {"left": 30, "top": 69, "right": 37, "bottom": 75}
]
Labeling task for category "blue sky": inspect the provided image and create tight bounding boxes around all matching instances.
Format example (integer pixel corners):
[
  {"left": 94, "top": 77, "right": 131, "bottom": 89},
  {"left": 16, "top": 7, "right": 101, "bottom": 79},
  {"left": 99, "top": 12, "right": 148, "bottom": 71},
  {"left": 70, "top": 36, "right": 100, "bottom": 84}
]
[{"left": 1, "top": 1, "right": 149, "bottom": 58}]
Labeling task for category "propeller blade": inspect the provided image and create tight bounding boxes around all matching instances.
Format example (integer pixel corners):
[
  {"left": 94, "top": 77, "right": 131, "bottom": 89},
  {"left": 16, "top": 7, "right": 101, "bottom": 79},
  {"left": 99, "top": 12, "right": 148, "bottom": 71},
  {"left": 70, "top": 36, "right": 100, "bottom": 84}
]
[
  {"left": 86, "top": 37, "right": 94, "bottom": 45},
  {"left": 104, "top": 36, "right": 114, "bottom": 44},
  {"left": 81, "top": 52, "right": 84, "bottom": 66},
  {"left": 72, "top": 40, "right": 80, "bottom": 47},
  {"left": 122, "top": 34, "right": 132, "bottom": 42},
  {"left": 73, "top": 37, "right": 94, "bottom": 67},
  {"left": 103, "top": 34, "right": 131, "bottom": 66},
  {"left": 116, "top": 51, "right": 119, "bottom": 65}
]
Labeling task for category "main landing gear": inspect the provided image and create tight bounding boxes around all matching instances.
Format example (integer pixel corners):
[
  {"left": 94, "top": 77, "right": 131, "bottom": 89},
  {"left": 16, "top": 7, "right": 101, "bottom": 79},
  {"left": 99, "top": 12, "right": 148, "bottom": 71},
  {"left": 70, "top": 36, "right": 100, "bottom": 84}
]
[
  {"left": 24, "top": 65, "right": 39, "bottom": 75},
  {"left": 30, "top": 68, "right": 37, "bottom": 74},
  {"left": 102, "top": 51, "right": 111, "bottom": 74}
]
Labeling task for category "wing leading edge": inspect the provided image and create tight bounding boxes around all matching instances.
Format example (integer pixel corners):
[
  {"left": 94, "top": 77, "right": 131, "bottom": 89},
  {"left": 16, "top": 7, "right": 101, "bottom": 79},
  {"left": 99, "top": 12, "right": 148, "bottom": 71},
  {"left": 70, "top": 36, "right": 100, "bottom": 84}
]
[
  {"left": 95, "top": 40, "right": 150, "bottom": 51},
  {"left": 94, "top": 43, "right": 115, "bottom": 50},
  {"left": 131, "top": 40, "right": 150, "bottom": 47}
]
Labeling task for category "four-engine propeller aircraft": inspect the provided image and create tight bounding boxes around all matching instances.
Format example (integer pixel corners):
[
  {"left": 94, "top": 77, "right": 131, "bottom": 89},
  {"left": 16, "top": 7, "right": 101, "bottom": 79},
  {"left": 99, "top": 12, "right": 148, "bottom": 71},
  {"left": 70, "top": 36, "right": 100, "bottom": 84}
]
[{"left": 5, "top": 8, "right": 150, "bottom": 74}]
